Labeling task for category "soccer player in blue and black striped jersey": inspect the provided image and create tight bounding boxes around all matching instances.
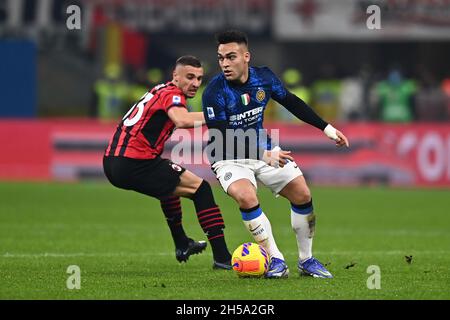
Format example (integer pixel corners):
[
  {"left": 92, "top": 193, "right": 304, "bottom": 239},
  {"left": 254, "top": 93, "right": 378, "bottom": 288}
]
[{"left": 202, "top": 30, "right": 349, "bottom": 278}]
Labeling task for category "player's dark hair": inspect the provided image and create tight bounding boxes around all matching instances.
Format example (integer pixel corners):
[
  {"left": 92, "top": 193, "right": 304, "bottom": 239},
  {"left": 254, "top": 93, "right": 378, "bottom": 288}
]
[
  {"left": 215, "top": 30, "right": 248, "bottom": 47},
  {"left": 175, "top": 55, "right": 202, "bottom": 68}
]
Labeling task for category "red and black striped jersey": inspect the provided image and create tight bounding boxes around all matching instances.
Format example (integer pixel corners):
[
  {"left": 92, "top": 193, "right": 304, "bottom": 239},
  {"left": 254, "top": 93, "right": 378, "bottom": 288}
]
[{"left": 105, "top": 82, "right": 187, "bottom": 159}]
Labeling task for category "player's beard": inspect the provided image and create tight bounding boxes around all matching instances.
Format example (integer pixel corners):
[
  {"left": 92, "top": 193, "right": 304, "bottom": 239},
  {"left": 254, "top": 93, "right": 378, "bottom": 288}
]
[
  {"left": 187, "top": 90, "right": 197, "bottom": 98},
  {"left": 224, "top": 68, "right": 247, "bottom": 84},
  {"left": 223, "top": 69, "right": 235, "bottom": 80},
  {"left": 223, "top": 70, "right": 233, "bottom": 80}
]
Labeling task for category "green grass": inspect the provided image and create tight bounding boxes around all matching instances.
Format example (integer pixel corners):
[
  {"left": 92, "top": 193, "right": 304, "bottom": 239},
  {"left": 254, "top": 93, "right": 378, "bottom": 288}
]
[{"left": 1, "top": 182, "right": 449, "bottom": 299}]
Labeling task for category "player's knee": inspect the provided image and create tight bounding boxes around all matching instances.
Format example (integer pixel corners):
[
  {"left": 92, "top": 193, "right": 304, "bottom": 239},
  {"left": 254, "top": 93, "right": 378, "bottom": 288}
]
[
  {"left": 234, "top": 189, "right": 258, "bottom": 209},
  {"left": 180, "top": 171, "right": 202, "bottom": 191},
  {"left": 292, "top": 190, "right": 311, "bottom": 206},
  {"left": 301, "top": 191, "right": 312, "bottom": 204}
]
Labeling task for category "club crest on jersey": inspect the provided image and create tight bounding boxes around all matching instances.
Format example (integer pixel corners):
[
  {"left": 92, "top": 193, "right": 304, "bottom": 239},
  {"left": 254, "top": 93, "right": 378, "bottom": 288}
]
[
  {"left": 256, "top": 89, "right": 265, "bottom": 102},
  {"left": 207, "top": 107, "right": 215, "bottom": 119},
  {"left": 241, "top": 93, "right": 250, "bottom": 106},
  {"left": 172, "top": 95, "right": 181, "bottom": 104},
  {"left": 171, "top": 163, "right": 182, "bottom": 172}
]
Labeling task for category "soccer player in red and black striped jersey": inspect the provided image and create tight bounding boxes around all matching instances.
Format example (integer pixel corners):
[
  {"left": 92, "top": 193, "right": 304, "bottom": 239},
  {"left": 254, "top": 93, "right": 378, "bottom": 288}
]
[{"left": 103, "top": 56, "right": 231, "bottom": 269}]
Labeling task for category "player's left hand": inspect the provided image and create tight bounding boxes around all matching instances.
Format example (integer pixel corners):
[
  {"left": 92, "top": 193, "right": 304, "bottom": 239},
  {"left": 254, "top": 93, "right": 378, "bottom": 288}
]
[
  {"left": 323, "top": 124, "right": 349, "bottom": 148},
  {"left": 335, "top": 130, "right": 349, "bottom": 148}
]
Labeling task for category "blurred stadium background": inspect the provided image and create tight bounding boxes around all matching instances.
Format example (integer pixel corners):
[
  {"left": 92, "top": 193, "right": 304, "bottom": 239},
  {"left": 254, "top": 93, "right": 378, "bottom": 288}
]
[
  {"left": 1, "top": 0, "right": 450, "bottom": 187},
  {"left": 1, "top": 0, "right": 450, "bottom": 300}
]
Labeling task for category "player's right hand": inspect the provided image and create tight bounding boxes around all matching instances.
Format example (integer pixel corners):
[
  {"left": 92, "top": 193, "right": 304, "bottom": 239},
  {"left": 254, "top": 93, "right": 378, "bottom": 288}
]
[{"left": 263, "top": 149, "right": 294, "bottom": 168}]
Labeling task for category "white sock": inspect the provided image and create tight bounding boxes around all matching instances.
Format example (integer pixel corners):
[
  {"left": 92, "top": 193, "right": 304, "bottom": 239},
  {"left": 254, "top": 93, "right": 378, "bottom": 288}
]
[
  {"left": 242, "top": 210, "right": 284, "bottom": 260},
  {"left": 291, "top": 209, "right": 315, "bottom": 262}
]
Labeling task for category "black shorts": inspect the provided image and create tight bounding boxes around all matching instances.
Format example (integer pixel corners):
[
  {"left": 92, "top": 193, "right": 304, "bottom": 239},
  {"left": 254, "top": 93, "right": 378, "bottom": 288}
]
[{"left": 103, "top": 156, "right": 186, "bottom": 198}]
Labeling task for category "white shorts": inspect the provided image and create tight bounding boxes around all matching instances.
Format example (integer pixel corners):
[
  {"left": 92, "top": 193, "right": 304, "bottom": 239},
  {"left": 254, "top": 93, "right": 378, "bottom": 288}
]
[{"left": 212, "top": 159, "right": 303, "bottom": 196}]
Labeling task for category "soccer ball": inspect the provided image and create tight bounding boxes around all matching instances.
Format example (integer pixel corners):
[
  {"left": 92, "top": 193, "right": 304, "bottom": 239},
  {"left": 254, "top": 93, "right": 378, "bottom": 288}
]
[{"left": 231, "top": 242, "right": 270, "bottom": 277}]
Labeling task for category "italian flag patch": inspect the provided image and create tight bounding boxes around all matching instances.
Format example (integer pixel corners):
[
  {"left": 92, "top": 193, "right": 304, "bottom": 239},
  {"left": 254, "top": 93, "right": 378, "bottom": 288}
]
[{"left": 241, "top": 93, "right": 250, "bottom": 106}]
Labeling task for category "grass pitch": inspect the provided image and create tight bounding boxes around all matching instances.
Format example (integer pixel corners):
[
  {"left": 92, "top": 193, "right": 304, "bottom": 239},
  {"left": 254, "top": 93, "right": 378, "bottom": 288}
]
[{"left": 0, "top": 182, "right": 449, "bottom": 299}]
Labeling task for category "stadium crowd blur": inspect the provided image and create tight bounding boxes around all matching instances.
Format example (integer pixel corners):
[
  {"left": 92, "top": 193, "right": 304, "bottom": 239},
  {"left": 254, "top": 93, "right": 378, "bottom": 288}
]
[
  {"left": 1, "top": 0, "right": 449, "bottom": 124},
  {"left": 91, "top": 62, "right": 450, "bottom": 124},
  {"left": 2, "top": 0, "right": 450, "bottom": 187}
]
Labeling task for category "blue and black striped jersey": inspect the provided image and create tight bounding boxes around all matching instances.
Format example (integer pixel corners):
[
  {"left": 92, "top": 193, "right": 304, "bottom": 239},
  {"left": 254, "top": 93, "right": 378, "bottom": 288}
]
[{"left": 202, "top": 66, "right": 287, "bottom": 161}]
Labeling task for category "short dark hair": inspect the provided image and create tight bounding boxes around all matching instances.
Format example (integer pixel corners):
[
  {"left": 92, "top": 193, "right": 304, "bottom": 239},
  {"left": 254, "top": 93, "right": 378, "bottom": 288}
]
[
  {"left": 215, "top": 30, "right": 248, "bottom": 47},
  {"left": 175, "top": 55, "right": 202, "bottom": 68}
]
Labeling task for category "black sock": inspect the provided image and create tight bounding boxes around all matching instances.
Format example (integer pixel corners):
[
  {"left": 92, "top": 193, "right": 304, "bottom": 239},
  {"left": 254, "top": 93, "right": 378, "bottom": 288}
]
[
  {"left": 192, "top": 180, "right": 231, "bottom": 263},
  {"left": 160, "top": 196, "right": 189, "bottom": 249}
]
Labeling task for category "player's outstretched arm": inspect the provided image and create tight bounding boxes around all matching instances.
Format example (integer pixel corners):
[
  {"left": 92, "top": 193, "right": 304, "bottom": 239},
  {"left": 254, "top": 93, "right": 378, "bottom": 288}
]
[
  {"left": 276, "top": 91, "right": 349, "bottom": 148},
  {"left": 168, "top": 107, "right": 205, "bottom": 128}
]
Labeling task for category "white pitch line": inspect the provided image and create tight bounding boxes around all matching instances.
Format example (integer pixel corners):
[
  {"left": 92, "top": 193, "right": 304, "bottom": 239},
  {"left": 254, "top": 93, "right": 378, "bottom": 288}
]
[
  {"left": 1, "top": 252, "right": 168, "bottom": 258},
  {"left": 2, "top": 250, "right": 449, "bottom": 259}
]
